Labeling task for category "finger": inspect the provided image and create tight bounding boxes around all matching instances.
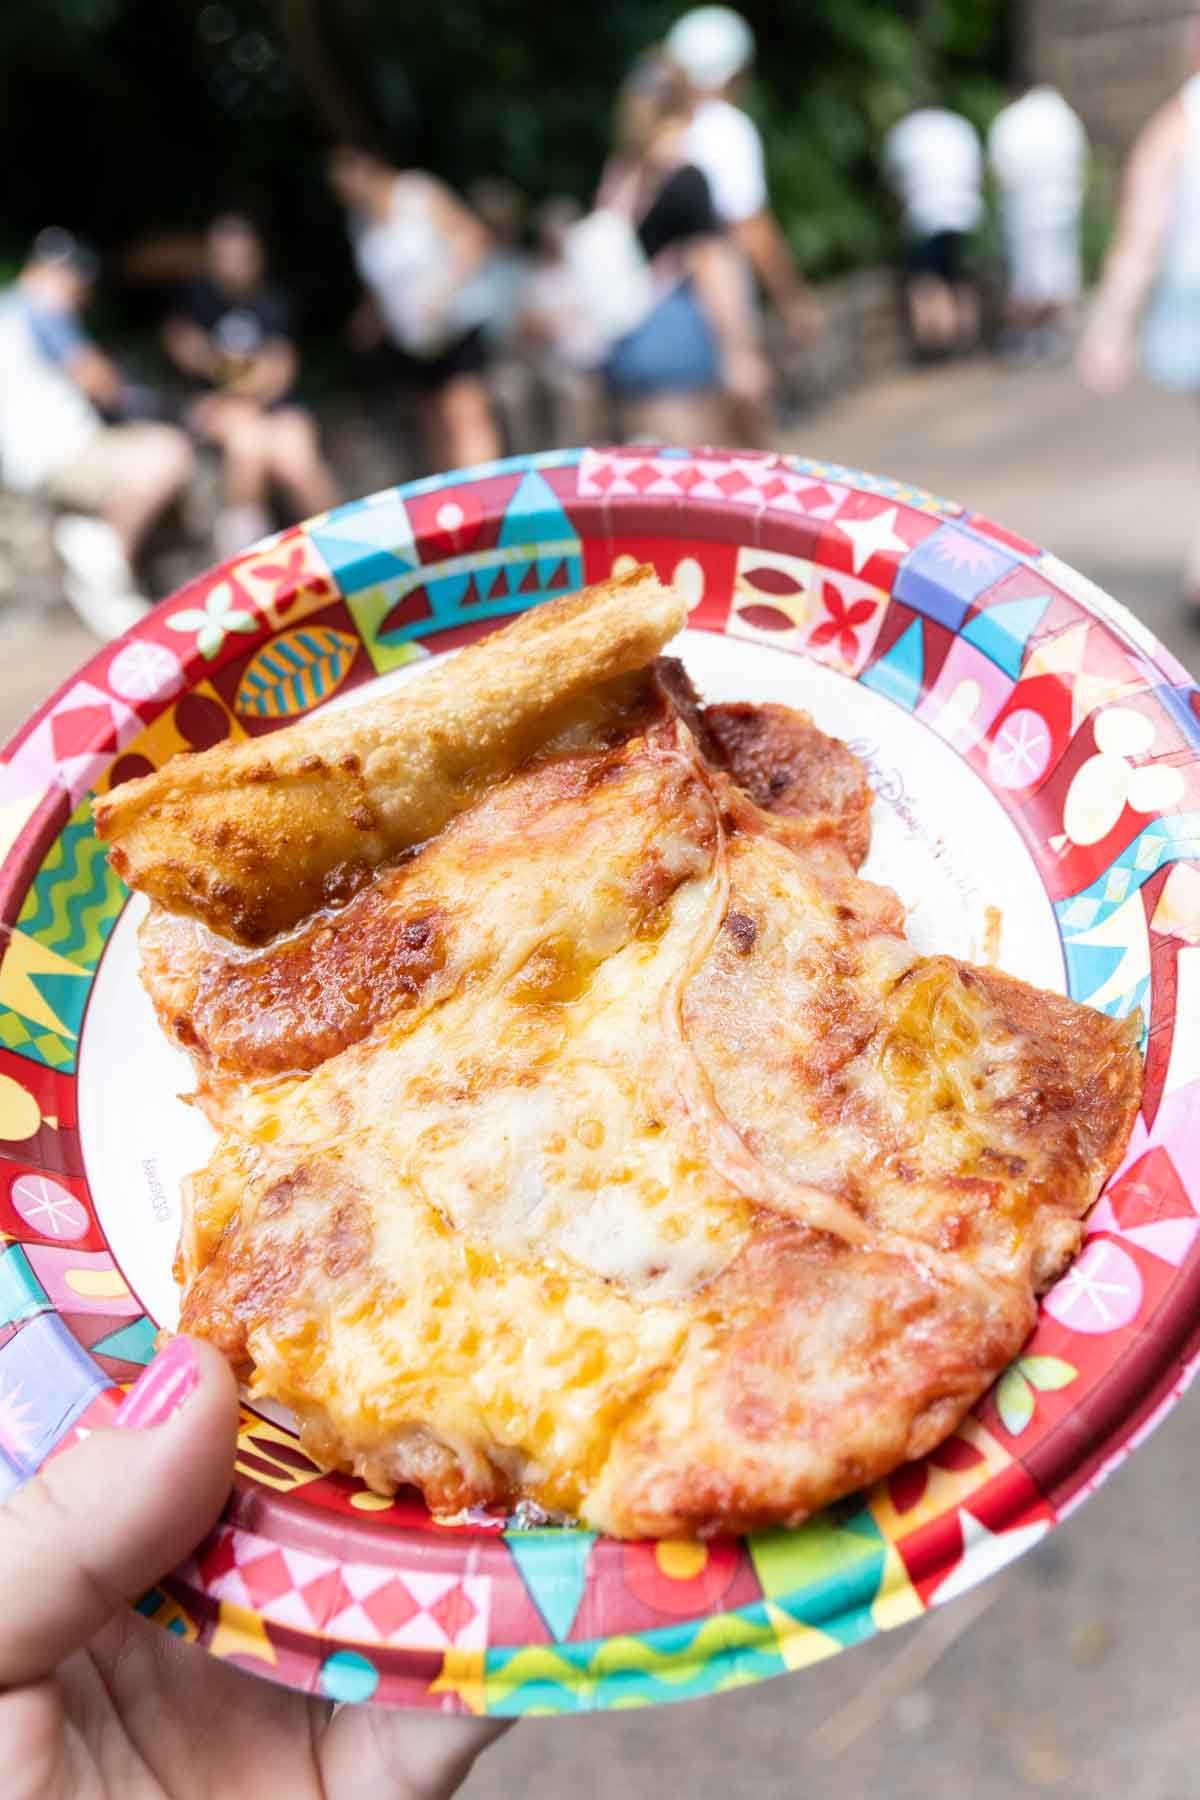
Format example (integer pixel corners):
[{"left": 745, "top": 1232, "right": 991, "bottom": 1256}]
[
  {"left": 0, "top": 1335, "right": 238, "bottom": 1687},
  {"left": 320, "top": 1704, "right": 512, "bottom": 1800}
]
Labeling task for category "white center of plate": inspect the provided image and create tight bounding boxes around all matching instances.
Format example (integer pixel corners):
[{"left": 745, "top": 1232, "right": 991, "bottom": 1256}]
[{"left": 78, "top": 627, "right": 1065, "bottom": 1328}]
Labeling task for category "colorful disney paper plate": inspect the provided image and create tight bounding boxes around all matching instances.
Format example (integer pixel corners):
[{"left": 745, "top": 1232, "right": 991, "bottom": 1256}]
[{"left": 1, "top": 448, "right": 1198, "bottom": 1715}]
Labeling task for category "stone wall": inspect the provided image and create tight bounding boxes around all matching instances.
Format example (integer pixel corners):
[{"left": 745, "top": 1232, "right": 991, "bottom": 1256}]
[
  {"left": 1024, "top": 0, "right": 1196, "bottom": 151},
  {"left": 0, "top": 493, "right": 60, "bottom": 618},
  {"left": 768, "top": 266, "right": 914, "bottom": 419}
]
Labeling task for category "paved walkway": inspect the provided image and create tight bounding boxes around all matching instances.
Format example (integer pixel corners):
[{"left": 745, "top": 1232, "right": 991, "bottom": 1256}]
[
  {"left": 791, "top": 355, "right": 1200, "bottom": 674},
  {"left": 2, "top": 356, "right": 1197, "bottom": 1798}
]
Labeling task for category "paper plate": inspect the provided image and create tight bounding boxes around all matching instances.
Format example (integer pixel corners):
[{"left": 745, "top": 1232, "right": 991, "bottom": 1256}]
[{"left": 1, "top": 447, "right": 1198, "bottom": 1715}]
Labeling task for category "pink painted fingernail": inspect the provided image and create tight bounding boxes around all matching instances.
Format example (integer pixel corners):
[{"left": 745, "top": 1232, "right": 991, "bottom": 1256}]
[{"left": 114, "top": 1337, "right": 201, "bottom": 1431}]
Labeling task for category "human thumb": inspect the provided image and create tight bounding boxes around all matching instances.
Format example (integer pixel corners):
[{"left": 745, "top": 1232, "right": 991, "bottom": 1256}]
[{"left": 0, "top": 1336, "right": 238, "bottom": 1686}]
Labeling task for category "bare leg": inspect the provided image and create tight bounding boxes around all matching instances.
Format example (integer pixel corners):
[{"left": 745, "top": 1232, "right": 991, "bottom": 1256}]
[
  {"left": 619, "top": 390, "right": 730, "bottom": 447},
  {"left": 101, "top": 426, "right": 194, "bottom": 561},
  {"left": 727, "top": 388, "right": 770, "bottom": 451},
  {"left": 429, "top": 376, "right": 502, "bottom": 472},
  {"left": 953, "top": 282, "right": 980, "bottom": 351},
  {"left": 488, "top": 358, "right": 540, "bottom": 455},
  {"left": 261, "top": 408, "right": 339, "bottom": 520},
  {"left": 543, "top": 366, "right": 604, "bottom": 449},
  {"left": 211, "top": 410, "right": 272, "bottom": 508},
  {"left": 907, "top": 276, "right": 957, "bottom": 352},
  {"left": 193, "top": 401, "right": 277, "bottom": 555}
]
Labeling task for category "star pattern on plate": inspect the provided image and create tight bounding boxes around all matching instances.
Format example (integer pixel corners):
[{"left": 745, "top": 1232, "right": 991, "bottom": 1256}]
[
  {"left": 930, "top": 1509, "right": 1049, "bottom": 1605},
  {"left": 836, "top": 505, "right": 910, "bottom": 576}
]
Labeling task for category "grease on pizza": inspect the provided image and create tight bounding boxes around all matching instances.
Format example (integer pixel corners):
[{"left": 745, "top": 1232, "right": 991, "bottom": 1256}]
[{"left": 102, "top": 573, "right": 1142, "bottom": 1538}]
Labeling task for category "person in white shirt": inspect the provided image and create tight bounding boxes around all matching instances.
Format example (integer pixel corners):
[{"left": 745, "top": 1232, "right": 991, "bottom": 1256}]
[
  {"left": 464, "top": 179, "right": 534, "bottom": 353},
  {"left": 0, "top": 229, "right": 194, "bottom": 636},
  {"left": 593, "top": 53, "right": 770, "bottom": 447},
  {"left": 328, "top": 146, "right": 502, "bottom": 473},
  {"left": 882, "top": 106, "right": 984, "bottom": 356},
  {"left": 988, "top": 83, "right": 1088, "bottom": 356},
  {"left": 664, "top": 5, "right": 822, "bottom": 441}
]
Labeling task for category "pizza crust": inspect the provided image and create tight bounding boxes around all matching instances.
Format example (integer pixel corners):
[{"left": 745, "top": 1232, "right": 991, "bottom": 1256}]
[{"left": 95, "top": 564, "right": 684, "bottom": 944}]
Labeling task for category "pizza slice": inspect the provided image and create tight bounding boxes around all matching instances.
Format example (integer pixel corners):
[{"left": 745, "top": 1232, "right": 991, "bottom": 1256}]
[{"left": 97, "top": 570, "right": 1141, "bottom": 1538}]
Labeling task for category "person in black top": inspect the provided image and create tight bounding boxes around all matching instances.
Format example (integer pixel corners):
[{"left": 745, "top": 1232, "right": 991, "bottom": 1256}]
[
  {"left": 596, "top": 55, "right": 769, "bottom": 445},
  {"left": 163, "top": 215, "right": 338, "bottom": 557}
]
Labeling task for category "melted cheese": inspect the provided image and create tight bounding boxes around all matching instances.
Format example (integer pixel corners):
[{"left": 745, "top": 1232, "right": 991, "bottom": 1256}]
[
  {"left": 171, "top": 715, "right": 1141, "bottom": 1537},
  {"left": 223, "top": 865, "right": 754, "bottom": 1514}
]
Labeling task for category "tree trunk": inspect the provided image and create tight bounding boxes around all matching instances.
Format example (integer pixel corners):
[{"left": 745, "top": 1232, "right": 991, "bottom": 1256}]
[{"left": 277, "top": 0, "right": 374, "bottom": 144}]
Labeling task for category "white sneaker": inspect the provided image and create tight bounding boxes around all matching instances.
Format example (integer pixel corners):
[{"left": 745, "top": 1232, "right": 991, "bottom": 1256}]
[
  {"left": 60, "top": 575, "right": 151, "bottom": 640},
  {"left": 53, "top": 515, "right": 137, "bottom": 592},
  {"left": 53, "top": 515, "right": 151, "bottom": 640}
]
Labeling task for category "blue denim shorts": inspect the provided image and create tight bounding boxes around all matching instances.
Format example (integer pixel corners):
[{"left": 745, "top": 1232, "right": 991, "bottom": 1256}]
[{"left": 605, "top": 282, "right": 721, "bottom": 396}]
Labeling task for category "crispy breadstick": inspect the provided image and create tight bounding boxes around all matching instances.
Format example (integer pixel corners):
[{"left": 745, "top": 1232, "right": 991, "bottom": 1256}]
[{"left": 95, "top": 566, "right": 685, "bottom": 944}]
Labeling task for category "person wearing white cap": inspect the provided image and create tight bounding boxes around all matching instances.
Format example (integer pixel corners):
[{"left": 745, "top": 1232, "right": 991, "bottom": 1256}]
[{"left": 665, "top": 5, "right": 821, "bottom": 439}]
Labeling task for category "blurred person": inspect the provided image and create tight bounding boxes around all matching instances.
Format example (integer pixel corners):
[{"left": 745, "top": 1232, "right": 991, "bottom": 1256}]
[
  {"left": 883, "top": 104, "right": 984, "bottom": 357},
  {"left": 464, "top": 178, "right": 538, "bottom": 453},
  {"left": 465, "top": 178, "right": 533, "bottom": 351},
  {"left": 665, "top": 3, "right": 822, "bottom": 441},
  {"left": 0, "top": 228, "right": 194, "bottom": 637},
  {"left": 520, "top": 197, "right": 606, "bottom": 446},
  {"left": 1080, "top": 58, "right": 1200, "bottom": 607},
  {"left": 328, "top": 145, "right": 502, "bottom": 472},
  {"left": 163, "top": 214, "right": 338, "bottom": 558},
  {"left": 988, "top": 81, "right": 1088, "bottom": 360},
  {"left": 596, "top": 54, "right": 769, "bottom": 445}
]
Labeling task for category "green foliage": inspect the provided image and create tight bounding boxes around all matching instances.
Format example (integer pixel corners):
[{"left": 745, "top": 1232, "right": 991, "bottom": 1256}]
[
  {"left": 746, "top": 3, "right": 1008, "bottom": 276},
  {"left": 333, "top": 0, "right": 1008, "bottom": 277},
  {"left": 0, "top": 0, "right": 1011, "bottom": 306},
  {"left": 0, "top": 0, "right": 122, "bottom": 56}
]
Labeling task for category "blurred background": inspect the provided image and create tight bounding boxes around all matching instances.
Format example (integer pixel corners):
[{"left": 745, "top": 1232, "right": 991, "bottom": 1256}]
[
  {"left": 3, "top": 2, "right": 1200, "bottom": 1792},
  {"left": 5, "top": 0, "right": 1200, "bottom": 668}
]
